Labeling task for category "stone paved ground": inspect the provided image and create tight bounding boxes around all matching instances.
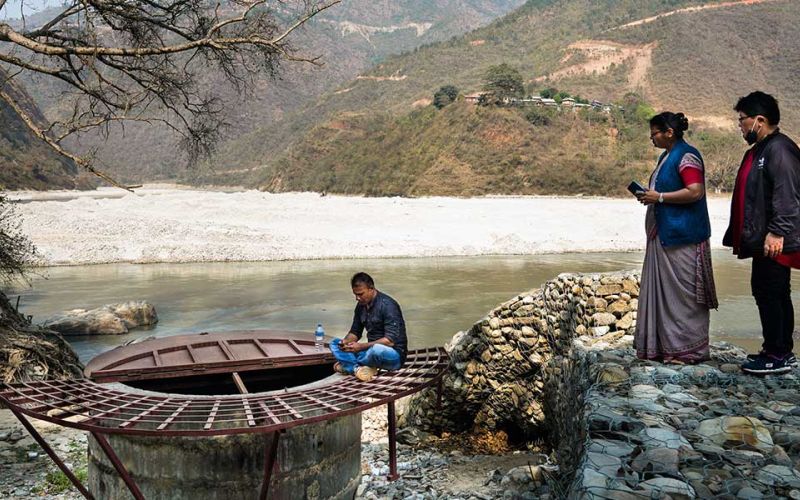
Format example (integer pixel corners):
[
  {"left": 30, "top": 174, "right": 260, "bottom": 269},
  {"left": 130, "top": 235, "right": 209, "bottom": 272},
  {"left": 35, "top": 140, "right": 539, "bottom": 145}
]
[
  {"left": 358, "top": 405, "right": 553, "bottom": 499},
  {"left": 574, "top": 337, "right": 800, "bottom": 499}
]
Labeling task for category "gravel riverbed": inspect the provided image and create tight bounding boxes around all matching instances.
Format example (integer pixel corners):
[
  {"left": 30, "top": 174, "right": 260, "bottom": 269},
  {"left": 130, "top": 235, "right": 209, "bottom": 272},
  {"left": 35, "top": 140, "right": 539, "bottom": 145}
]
[{"left": 9, "top": 187, "right": 732, "bottom": 266}]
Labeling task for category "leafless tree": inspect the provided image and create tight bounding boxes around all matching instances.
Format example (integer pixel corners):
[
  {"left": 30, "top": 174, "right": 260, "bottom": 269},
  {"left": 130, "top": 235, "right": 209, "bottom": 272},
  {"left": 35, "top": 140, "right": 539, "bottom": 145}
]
[
  {"left": 0, "top": 0, "right": 340, "bottom": 189},
  {"left": 0, "top": 193, "right": 37, "bottom": 284}
]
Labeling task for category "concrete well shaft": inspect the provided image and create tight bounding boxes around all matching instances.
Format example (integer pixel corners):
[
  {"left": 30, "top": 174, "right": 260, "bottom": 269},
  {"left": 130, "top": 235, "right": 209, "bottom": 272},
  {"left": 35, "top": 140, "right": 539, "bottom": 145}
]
[{"left": 88, "top": 414, "right": 361, "bottom": 500}]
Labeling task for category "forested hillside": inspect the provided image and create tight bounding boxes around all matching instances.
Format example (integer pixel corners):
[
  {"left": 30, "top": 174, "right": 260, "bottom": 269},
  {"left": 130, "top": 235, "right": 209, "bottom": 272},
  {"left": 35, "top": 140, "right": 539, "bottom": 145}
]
[
  {"left": 258, "top": 101, "right": 657, "bottom": 196},
  {"left": 200, "top": 0, "right": 799, "bottom": 195}
]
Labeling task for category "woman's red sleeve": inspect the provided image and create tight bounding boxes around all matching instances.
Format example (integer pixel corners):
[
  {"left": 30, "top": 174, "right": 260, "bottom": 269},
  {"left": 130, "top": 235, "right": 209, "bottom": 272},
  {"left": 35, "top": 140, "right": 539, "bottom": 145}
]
[{"left": 680, "top": 168, "right": 703, "bottom": 186}]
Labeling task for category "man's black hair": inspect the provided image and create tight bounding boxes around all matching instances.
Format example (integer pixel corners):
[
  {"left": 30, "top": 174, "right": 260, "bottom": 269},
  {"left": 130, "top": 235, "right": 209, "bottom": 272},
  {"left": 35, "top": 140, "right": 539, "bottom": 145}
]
[
  {"left": 351, "top": 272, "right": 375, "bottom": 288},
  {"left": 735, "top": 91, "right": 780, "bottom": 125}
]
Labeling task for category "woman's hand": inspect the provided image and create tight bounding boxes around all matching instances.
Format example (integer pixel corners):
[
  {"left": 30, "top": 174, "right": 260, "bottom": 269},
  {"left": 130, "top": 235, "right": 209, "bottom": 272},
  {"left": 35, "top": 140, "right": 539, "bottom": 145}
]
[
  {"left": 637, "top": 183, "right": 703, "bottom": 205},
  {"left": 637, "top": 189, "right": 660, "bottom": 205}
]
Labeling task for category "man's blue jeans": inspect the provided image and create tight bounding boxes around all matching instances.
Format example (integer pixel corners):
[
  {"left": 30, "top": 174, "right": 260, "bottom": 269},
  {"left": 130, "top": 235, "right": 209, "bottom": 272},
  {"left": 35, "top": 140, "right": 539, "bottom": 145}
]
[{"left": 330, "top": 338, "right": 402, "bottom": 375}]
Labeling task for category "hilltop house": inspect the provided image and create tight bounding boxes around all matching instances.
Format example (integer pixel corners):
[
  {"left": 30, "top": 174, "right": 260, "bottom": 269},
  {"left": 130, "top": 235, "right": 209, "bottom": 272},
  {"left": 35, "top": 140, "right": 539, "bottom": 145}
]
[
  {"left": 511, "top": 96, "right": 542, "bottom": 106},
  {"left": 464, "top": 89, "right": 614, "bottom": 114},
  {"left": 465, "top": 91, "right": 491, "bottom": 104}
]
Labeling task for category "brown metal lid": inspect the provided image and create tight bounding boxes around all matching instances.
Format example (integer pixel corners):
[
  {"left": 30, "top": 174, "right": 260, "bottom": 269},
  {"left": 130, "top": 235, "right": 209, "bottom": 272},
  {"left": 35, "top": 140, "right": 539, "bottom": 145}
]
[{"left": 84, "top": 330, "right": 333, "bottom": 383}]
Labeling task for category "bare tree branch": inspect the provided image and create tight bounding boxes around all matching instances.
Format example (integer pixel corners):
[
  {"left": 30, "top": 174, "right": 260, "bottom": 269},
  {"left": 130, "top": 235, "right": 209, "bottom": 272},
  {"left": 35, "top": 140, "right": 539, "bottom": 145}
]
[
  {"left": 24, "top": 4, "right": 87, "bottom": 38},
  {"left": 0, "top": 0, "right": 342, "bottom": 188},
  {"left": 0, "top": 87, "right": 135, "bottom": 190},
  {"left": 1, "top": 1, "right": 342, "bottom": 56}
]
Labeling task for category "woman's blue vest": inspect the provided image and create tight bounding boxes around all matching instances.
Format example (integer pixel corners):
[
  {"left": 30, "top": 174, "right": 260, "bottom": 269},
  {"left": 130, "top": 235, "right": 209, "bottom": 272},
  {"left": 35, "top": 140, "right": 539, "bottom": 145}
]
[{"left": 653, "top": 139, "right": 711, "bottom": 247}]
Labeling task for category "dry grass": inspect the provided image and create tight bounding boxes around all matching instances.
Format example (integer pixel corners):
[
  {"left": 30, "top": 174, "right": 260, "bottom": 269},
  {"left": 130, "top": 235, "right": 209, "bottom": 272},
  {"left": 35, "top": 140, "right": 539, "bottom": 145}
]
[{"left": 0, "top": 293, "right": 83, "bottom": 384}]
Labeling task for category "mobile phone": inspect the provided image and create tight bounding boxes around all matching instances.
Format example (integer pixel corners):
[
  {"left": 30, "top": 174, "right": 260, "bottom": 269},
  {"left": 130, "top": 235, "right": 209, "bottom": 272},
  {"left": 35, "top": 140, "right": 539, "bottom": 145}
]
[{"left": 627, "top": 181, "right": 647, "bottom": 196}]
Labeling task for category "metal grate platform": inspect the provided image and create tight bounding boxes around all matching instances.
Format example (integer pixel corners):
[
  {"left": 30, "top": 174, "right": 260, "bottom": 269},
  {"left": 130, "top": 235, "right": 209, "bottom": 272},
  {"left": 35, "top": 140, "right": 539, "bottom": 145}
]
[
  {"left": 1, "top": 346, "right": 447, "bottom": 436},
  {"left": 0, "top": 331, "right": 448, "bottom": 500}
]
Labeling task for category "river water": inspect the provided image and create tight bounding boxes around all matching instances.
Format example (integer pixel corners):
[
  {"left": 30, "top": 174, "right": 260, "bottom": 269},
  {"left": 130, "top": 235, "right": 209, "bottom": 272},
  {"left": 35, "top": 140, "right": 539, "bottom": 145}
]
[{"left": 7, "top": 251, "right": 781, "bottom": 362}]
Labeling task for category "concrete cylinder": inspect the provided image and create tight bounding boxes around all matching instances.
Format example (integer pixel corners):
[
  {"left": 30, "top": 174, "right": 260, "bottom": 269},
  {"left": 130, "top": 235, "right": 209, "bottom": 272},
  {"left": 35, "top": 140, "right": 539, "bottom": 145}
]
[{"left": 87, "top": 413, "right": 361, "bottom": 500}]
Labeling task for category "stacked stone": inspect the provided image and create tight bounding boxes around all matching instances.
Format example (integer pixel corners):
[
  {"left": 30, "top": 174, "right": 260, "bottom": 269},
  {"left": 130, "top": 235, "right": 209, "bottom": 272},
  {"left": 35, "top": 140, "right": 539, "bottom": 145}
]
[
  {"left": 399, "top": 269, "right": 800, "bottom": 498},
  {"left": 403, "top": 288, "right": 552, "bottom": 435},
  {"left": 403, "top": 271, "right": 640, "bottom": 438},
  {"left": 545, "top": 272, "right": 640, "bottom": 346},
  {"left": 573, "top": 339, "right": 800, "bottom": 499}
]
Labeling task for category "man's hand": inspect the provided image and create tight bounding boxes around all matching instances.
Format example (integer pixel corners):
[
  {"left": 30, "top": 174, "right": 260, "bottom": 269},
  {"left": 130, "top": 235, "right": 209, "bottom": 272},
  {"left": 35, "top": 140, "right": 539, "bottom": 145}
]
[
  {"left": 765, "top": 232, "right": 785, "bottom": 257},
  {"left": 340, "top": 341, "right": 367, "bottom": 353}
]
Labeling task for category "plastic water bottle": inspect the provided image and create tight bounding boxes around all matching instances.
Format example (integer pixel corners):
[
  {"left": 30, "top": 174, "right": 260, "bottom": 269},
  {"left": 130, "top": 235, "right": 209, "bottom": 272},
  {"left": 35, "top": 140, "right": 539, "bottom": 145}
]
[{"left": 314, "top": 323, "right": 325, "bottom": 350}]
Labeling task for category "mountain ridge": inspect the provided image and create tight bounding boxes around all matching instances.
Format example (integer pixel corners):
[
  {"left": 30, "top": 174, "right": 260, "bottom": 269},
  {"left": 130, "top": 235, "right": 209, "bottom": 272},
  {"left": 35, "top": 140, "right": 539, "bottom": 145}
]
[
  {"left": 4, "top": 0, "right": 526, "bottom": 185},
  {"left": 198, "top": 0, "right": 800, "bottom": 195}
]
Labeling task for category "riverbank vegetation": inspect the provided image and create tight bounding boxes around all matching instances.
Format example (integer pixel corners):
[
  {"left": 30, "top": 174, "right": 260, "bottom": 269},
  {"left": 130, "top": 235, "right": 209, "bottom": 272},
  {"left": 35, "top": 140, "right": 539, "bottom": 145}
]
[
  {"left": 189, "top": 0, "right": 793, "bottom": 196},
  {"left": 0, "top": 195, "right": 82, "bottom": 383}
]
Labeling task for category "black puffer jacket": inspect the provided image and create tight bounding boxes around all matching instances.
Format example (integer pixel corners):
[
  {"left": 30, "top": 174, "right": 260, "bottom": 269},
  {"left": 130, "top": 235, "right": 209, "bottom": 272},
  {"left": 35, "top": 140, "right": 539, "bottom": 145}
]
[{"left": 723, "top": 129, "right": 800, "bottom": 257}]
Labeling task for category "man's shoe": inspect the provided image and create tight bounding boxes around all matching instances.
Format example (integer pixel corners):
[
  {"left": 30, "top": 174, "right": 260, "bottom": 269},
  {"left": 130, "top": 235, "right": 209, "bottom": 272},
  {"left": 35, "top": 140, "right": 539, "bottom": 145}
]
[
  {"left": 333, "top": 362, "right": 348, "bottom": 375},
  {"left": 355, "top": 366, "right": 378, "bottom": 382},
  {"left": 741, "top": 355, "right": 792, "bottom": 375},
  {"left": 746, "top": 351, "right": 797, "bottom": 366}
]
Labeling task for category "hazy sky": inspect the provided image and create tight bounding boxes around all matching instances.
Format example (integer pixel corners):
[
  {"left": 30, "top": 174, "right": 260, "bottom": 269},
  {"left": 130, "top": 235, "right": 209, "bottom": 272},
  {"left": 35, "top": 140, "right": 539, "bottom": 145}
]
[{"left": 1, "top": 0, "right": 59, "bottom": 20}]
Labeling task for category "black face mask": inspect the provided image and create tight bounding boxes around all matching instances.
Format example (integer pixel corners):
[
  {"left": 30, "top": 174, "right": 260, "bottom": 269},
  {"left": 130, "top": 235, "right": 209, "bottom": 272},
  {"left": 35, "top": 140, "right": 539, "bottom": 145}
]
[{"left": 745, "top": 120, "right": 760, "bottom": 145}]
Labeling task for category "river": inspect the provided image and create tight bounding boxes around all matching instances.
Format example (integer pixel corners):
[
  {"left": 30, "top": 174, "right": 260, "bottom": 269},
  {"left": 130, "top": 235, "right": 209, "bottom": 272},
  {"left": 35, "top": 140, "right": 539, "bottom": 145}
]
[{"left": 7, "top": 251, "right": 778, "bottom": 362}]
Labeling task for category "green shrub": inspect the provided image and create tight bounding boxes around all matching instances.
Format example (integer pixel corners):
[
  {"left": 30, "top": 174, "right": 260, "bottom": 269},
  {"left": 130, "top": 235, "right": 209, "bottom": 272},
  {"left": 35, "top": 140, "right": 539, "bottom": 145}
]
[
  {"left": 525, "top": 109, "right": 552, "bottom": 126},
  {"left": 483, "top": 63, "right": 524, "bottom": 100},
  {"left": 433, "top": 85, "right": 459, "bottom": 109},
  {"left": 42, "top": 467, "right": 88, "bottom": 494}
]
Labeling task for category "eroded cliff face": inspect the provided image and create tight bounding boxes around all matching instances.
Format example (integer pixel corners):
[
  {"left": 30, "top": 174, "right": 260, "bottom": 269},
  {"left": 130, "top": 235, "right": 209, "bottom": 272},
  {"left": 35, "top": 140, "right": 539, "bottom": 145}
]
[{"left": 0, "top": 70, "right": 87, "bottom": 190}]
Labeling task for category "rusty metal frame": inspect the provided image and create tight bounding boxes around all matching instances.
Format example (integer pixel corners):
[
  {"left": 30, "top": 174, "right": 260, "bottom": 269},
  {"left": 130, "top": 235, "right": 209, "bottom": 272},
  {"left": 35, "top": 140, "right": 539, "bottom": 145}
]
[
  {"left": 1, "top": 346, "right": 448, "bottom": 499},
  {"left": 258, "top": 431, "right": 282, "bottom": 500},
  {"left": 6, "top": 405, "right": 96, "bottom": 499},
  {"left": 388, "top": 401, "right": 399, "bottom": 481}
]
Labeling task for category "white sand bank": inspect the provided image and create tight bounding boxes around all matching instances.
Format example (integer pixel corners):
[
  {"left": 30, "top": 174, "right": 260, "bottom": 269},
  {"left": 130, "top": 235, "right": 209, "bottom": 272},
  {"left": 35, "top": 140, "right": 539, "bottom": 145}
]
[{"left": 10, "top": 187, "right": 733, "bottom": 266}]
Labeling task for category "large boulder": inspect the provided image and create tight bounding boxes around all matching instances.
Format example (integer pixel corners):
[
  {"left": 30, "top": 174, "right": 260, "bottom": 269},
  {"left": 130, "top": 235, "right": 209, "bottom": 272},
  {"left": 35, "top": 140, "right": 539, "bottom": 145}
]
[{"left": 43, "top": 301, "right": 158, "bottom": 335}]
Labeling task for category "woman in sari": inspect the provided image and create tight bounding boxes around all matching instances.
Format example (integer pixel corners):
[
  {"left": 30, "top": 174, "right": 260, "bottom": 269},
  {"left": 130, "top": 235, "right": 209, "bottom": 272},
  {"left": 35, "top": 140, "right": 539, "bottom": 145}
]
[{"left": 634, "top": 112, "right": 718, "bottom": 364}]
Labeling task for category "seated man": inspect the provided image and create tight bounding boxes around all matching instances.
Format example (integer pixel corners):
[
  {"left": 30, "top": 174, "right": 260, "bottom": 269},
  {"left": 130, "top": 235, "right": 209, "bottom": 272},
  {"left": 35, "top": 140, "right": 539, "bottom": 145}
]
[{"left": 330, "top": 272, "right": 407, "bottom": 382}]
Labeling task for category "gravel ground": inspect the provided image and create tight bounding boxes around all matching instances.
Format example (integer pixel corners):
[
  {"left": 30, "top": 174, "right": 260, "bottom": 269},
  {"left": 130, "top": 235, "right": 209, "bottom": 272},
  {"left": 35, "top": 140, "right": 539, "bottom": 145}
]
[{"left": 0, "top": 404, "right": 546, "bottom": 499}]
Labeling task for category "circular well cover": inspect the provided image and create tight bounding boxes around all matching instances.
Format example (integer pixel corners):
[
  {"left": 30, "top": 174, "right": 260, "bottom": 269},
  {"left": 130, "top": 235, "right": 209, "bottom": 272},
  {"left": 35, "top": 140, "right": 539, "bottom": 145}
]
[{"left": 84, "top": 330, "right": 333, "bottom": 383}]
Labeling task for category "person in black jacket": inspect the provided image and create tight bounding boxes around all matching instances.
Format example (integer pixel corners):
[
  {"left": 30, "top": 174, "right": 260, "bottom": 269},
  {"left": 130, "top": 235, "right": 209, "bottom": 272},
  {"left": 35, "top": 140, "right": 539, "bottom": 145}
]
[{"left": 723, "top": 91, "right": 800, "bottom": 374}]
